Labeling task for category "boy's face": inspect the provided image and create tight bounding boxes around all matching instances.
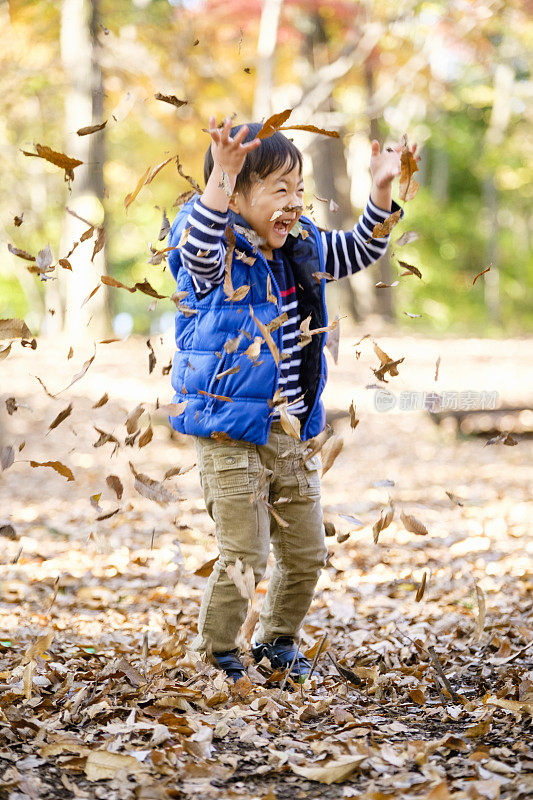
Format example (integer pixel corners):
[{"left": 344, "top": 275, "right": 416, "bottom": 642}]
[{"left": 230, "top": 159, "right": 304, "bottom": 259}]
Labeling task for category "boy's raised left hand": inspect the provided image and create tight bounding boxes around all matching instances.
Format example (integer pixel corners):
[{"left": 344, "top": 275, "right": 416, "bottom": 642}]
[{"left": 370, "top": 140, "right": 420, "bottom": 190}]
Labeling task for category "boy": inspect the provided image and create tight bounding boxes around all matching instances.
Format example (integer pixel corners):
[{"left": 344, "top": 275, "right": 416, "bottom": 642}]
[{"left": 168, "top": 117, "right": 416, "bottom": 683}]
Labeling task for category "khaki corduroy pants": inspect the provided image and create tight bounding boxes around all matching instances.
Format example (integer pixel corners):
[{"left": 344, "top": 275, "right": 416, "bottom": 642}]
[{"left": 192, "top": 420, "right": 327, "bottom": 653}]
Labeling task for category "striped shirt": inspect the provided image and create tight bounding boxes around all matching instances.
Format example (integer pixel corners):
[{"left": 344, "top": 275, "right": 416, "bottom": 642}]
[{"left": 176, "top": 196, "right": 403, "bottom": 418}]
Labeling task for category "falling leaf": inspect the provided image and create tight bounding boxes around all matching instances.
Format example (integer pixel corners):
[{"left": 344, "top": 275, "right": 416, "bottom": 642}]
[
  {"left": 0, "top": 318, "right": 32, "bottom": 340},
  {"left": 176, "top": 155, "right": 202, "bottom": 192},
  {"left": 48, "top": 403, "right": 73, "bottom": 431},
  {"left": 106, "top": 475, "right": 123, "bottom": 500},
  {"left": 224, "top": 284, "right": 250, "bottom": 303},
  {"left": 249, "top": 306, "right": 280, "bottom": 365},
  {"left": 198, "top": 390, "right": 233, "bottom": 402},
  {"left": 445, "top": 490, "right": 464, "bottom": 507},
  {"left": 76, "top": 121, "right": 107, "bottom": 136},
  {"left": 21, "top": 143, "right": 83, "bottom": 182},
  {"left": 370, "top": 209, "right": 402, "bottom": 239},
  {"left": 226, "top": 557, "right": 255, "bottom": 601},
  {"left": 329, "top": 198, "right": 339, "bottom": 212},
  {"left": 278, "top": 403, "right": 301, "bottom": 440},
  {"left": 415, "top": 572, "right": 427, "bottom": 602},
  {"left": 395, "top": 230, "right": 419, "bottom": 247},
  {"left": 138, "top": 422, "right": 153, "bottom": 448},
  {"left": 278, "top": 124, "right": 340, "bottom": 138},
  {"left": 93, "top": 427, "right": 120, "bottom": 454},
  {"left": 14, "top": 213, "right": 23, "bottom": 226},
  {"left": 257, "top": 109, "right": 293, "bottom": 139},
  {"left": 194, "top": 557, "right": 218, "bottom": 577},
  {"left": 485, "top": 432, "right": 518, "bottom": 446},
  {"left": 349, "top": 400, "right": 359, "bottom": 430},
  {"left": 93, "top": 393, "right": 108, "bottom": 408},
  {"left": 91, "top": 227, "right": 105, "bottom": 262},
  {"left": 375, "top": 281, "right": 399, "bottom": 288},
  {"left": 81, "top": 284, "right": 101, "bottom": 308},
  {"left": 30, "top": 460, "right": 75, "bottom": 481},
  {"left": 398, "top": 260, "right": 422, "bottom": 279},
  {"left": 404, "top": 312, "right": 421, "bottom": 318},
  {"left": 1, "top": 446, "right": 15, "bottom": 471},
  {"left": 129, "top": 461, "right": 178, "bottom": 505},
  {"left": 126, "top": 404, "right": 145, "bottom": 434},
  {"left": 157, "top": 401, "right": 188, "bottom": 416},
  {"left": 135, "top": 279, "right": 167, "bottom": 299},
  {"left": 101, "top": 275, "right": 135, "bottom": 293},
  {"left": 57, "top": 351, "right": 95, "bottom": 394},
  {"left": 373, "top": 499, "right": 395, "bottom": 543},
  {"left": 473, "top": 265, "right": 491, "bottom": 285},
  {"left": 0, "top": 344, "right": 12, "bottom": 361},
  {"left": 434, "top": 355, "right": 441, "bottom": 382},
  {"left": 59, "top": 258, "right": 72, "bottom": 270},
  {"left": 312, "top": 271, "right": 337, "bottom": 283},
  {"left": 224, "top": 334, "right": 243, "bottom": 354},
  {"left": 245, "top": 336, "right": 263, "bottom": 362},
  {"left": 235, "top": 249, "right": 255, "bottom": 266},
  {"left": 124, "top": 165, "right": 152, "bottom": 210},
  {"left": 147, "top": 339, "right": 156, "bottom": 373},
  {"left": 8, "top": 243, "right": 35, "bottom": 261},
  {"left": 158, "top": 209, "right": 170, "bottom": 241},
  {"left": 400, "top": 511, "right": 428, "bottom": 535},
  {"left": 154, "top": 93, "right": 187, "bottom": 108},
  {"left": 215, "top": 365, "right": 241, "bottom": 379},
  {"left": 399, "top": 137, "right": 420, "bottom": 202},
  {"left": 321, "top": 435, "right": 343, "bottom": 477}
]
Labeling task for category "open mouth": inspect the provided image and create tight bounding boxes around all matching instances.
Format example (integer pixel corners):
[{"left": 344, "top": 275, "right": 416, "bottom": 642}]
[{"left": 273, "top": 219, "right": 293, "bottom": 235}]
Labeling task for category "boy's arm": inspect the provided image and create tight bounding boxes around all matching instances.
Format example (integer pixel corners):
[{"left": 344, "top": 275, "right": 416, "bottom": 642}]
[
  {"left": 320, "top": 196, "right": 404, "bottom": 280},
  {"left": 175, "top": 118, "right": 260, "bottom": 294}
]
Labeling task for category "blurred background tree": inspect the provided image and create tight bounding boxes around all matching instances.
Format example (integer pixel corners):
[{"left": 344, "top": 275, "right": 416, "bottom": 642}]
[{"left": 1, "top": 0, "right": 531, "bottom": 338}]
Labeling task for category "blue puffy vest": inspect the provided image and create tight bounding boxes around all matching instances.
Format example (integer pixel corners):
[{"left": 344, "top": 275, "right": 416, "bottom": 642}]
[{"left": 167, "top": 196, "right": 328, "bottom": 445}]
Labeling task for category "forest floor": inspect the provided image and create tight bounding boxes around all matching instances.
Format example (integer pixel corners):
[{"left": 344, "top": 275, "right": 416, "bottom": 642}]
[{"left": 0, "top": 327, "right": 532, "bottom": 800}]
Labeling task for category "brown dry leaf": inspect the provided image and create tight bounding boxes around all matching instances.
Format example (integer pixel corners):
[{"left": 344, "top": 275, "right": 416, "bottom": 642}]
[
  {"left": 58, "top": 352, "right": 95, "bottom": 394},
  {"left": 77, "top": 121, "right": 107, "bottom": 136},
  {"left": 91, "top": 227, "right": 105, "bottom": 262},
  {"left": 376, "top": 280, "right": 399, "bottom": 288},
  {"left": 21, "top": 631, "right": 54, "bottom": 665},
  {"left": 398, "top": 260, "right": 423, "bottom": 279},
  {"left": 371, "top": 208, "right": 402, "bottom": 239},
  {"left": 194, "top": 557, "right": 218, "bottom": 577},
  {"left": 81, "top": 284, "right": 101, "bottom": 308},
  {"left": 312, "top": 271, "right": 336, "bottom": 283},
  {"left": 93, "top": 393, "right": 108, "bottom": 408},
  {"left": 249, "top": 306, "right": 280, "bottom": 365},
  {"left": 399, "top": 138, "right": 420, "bottom": 202},
  {"left": 126, "top": 404, "right": 145, "bottom": 434},
  {"left": 106, "top": 475, "right": 123, "bottom": 500},
  {"left": 409, "top": 688, "right": 427, "bottom": 705},
  {"left": 224, "top": 334, "right": 242, "bottom": 354},
  {"left": 124, "top": 165, "right": 152, "bottom": 209},
  {"left": 93, "top": 427, "right": 120, "bottom": 453},
  {"left": 223, "top": 228, "right": 236, "bottom": 297},
  {"left": 48, "top": 403, "right": 73, "bottom": 431},
  {"left": 8, "top": 243, "right": 35, "bottom": 261},
  {"left": 396, "top": 230, "right": 419, "bottom": 246},
  {"left": 400, "top": 510, "right": 428, "bottom": 535},
  {"left": 349, "top": 400, "right": 359, "bottom": 430},
  {"left": 216, "top": 365, "right": 241, "bottom": 379},
  {"left": 226, "top": 557, "right": 255, "bottom": 601},
  {"left": 373, "top": 499, "right": 395, "bottom": 543},
  {"left": 485, "top": 432, "right": 518, "bottom": 446},
  {"left": 278, "top": 404, "right": 301, "bottom": 440},
  {"left": 219, "top": 170, "right": 233, "bottom": 198},
  {"left": 485, "top": 696, "right": 533, "bottom": 715},
  {"left": 59, "top": 258, "right": 72, "bottom": 270},
  {"left": 266, "top": 274, "right": 277, "bottom": 304},
  {"left": 225, "top": 284, "right": 250, "bottom": 303},
  {"left": 266, "top": 500, "right": 289, "bottom": 528},
  {"left": 434, "top": 355, "right": 441, "bottom": 382},
  {"left": 138, "top": 422, "right": 153, "bottom": 448},
  {"left": 415, "top": 572, "right": 427, "bottom": 602},
  {"left": 198, "top": 389, "right": 233, "bottom": 402},
  {"left": 101, "top": 273, "right": 135, "bottom": 292},
  {"left": 464, "top": 719, "right": 492, "bottom": 737},
  {"left": 474, "top": 584, "right": 486, "bottom": 641},
  {"left": 235, "top": 249, "right": 255, "bottom": 266},
  {"left": 245, "top": 336, "right": 263, "bottom": 362},
  {"left": 0, "top": 343, "right": 12, "bottom": 361},
  {"left": 85, "top": 750, "right": 148, "bottom": 781},
  {"left": 22, "top": 143, "right": 83, "bottom": 182},
  {"left": 257, "top": 108, "right": 293, "bottom": 139},
  {"left": 29, "top": 460, "right": 75, "bottom": 481},
  {"left": 0, "top": 318, "right": 32, "bottom": 340},
  {"left": 129, "top": 461, "right": 179, "bottom": 505},
  {"left": 157, "top": 401, "right": 188, "bottom": 416},
  {"left": 14, "top": 213, "right": 23, "bottom": 226},
  {"left": 278, "top": 124, "right": 340, "bottom": 139},
  {"left": 473, "top": 265, "right": 491, "bottom": 285},
  {"left": 176, "top": 155, "right": 202, "bottom": 192},
  {"left": 134, "top": 279, "right": 166, "bottom": 299},
  {"left": 290, "top": 755, "right": 366, "bottom": 784},
  {"left": 1, "top": 445, "right": 15, "bottom": 471},
  {"left": 154, "top": 93, "right": 187, "bottom": 108},
  {"left": 321, "top": 434, "right": 343, "bottom": 477}
]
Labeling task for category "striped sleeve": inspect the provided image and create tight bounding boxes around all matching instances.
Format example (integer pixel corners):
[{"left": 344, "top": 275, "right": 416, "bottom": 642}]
[
  {"left": 177, "top": 198, "right": 227, "bottom": 294},
  {"left": 320, "top": 198, "right": 404, "bottom": 280}
]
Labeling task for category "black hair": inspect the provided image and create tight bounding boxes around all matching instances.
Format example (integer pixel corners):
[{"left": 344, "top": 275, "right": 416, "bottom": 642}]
[{"left": 203, "top": 122, "right": 303, "bottom": 196}]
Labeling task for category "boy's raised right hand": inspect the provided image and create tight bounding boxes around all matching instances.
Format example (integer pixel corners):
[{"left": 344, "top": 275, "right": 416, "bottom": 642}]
[{"left": 208, "top": 116, "right": 260, "bottom": 180}]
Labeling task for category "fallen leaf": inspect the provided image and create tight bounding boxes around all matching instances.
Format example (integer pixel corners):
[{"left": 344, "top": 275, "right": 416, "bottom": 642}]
[
  {"left": 290, "top": 754, "right": 366, "bottom": 784},
  {"left": 30, "top": 460, "right": 75, "bottom": 481}
]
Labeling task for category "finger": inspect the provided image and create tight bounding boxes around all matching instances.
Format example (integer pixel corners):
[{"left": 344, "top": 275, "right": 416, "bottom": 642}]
[
  {"left": 209, "top": 116, "right": 220, "bottom": 144},
  {"left": 233, "top": 125, "right": 249, "bottom": 144},
  {"left": 220, "top": 117, "right": 231, "bottom": 144},
  {"left": 242, "top": 138, "right": 261, "bottom": 152}
]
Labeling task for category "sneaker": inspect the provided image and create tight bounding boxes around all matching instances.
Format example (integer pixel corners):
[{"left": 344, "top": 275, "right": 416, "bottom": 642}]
[
  {"left": 251, "top": 636, "right": 311, "bottom": 683},
  {"left": 212, "top": 648, "right": 247, "bottom": 683}
]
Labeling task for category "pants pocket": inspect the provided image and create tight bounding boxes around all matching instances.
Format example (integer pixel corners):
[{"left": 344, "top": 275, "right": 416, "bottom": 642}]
[
  {"left": 209, "top": 449, "right": 254, "bottom": 497},
  {"left": 297, "top": 453, "right": 322, "bottom": 497}
]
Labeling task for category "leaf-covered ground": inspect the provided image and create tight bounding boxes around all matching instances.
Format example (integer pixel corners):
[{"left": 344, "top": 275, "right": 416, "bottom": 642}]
[{"left": 0, "top": 331, "right": 532, "bottom": 800}]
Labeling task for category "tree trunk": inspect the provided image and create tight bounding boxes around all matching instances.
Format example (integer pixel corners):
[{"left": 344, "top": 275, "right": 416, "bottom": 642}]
[
  {"left": 60, "top": 0, "right": 109, "bottom": 341},
  {"left": 253, "top": 0, "right": 283, "bottom": 121},
  {"left": 365, "top": 59, "right": 393, "bottom": 321}
]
